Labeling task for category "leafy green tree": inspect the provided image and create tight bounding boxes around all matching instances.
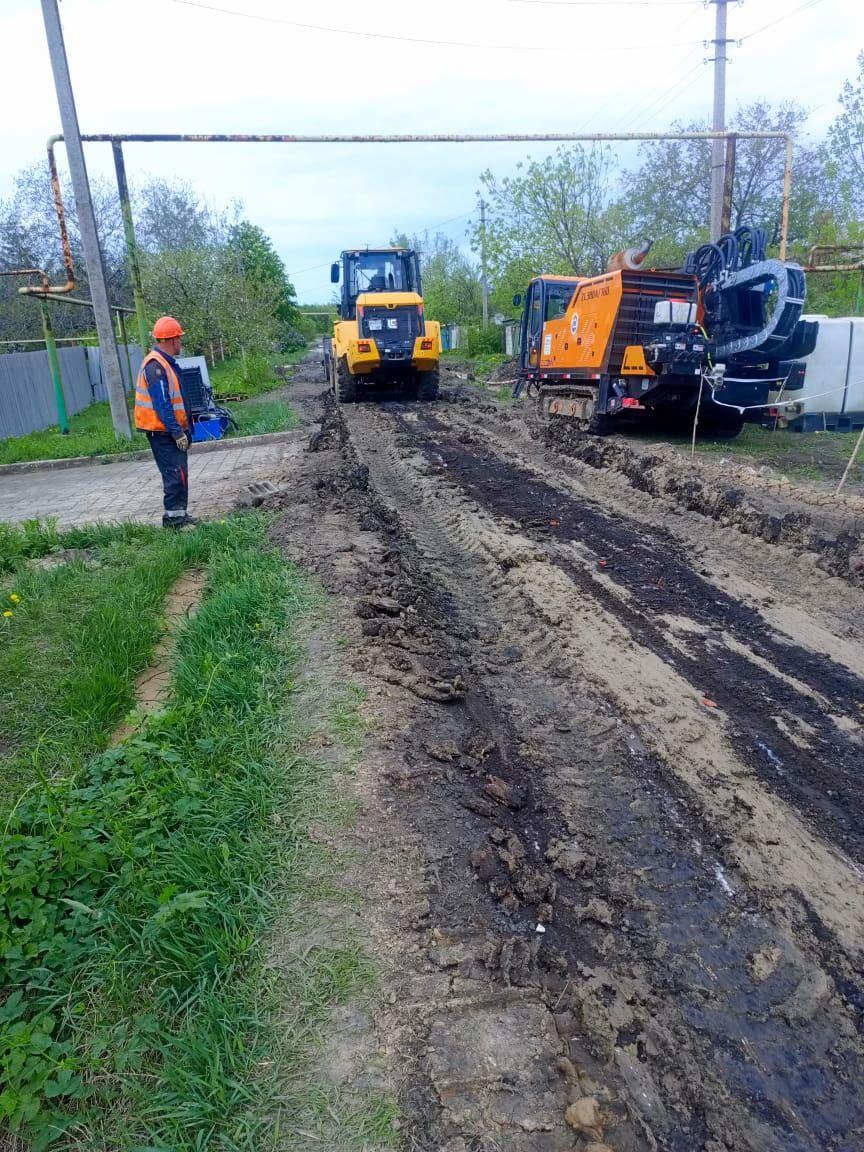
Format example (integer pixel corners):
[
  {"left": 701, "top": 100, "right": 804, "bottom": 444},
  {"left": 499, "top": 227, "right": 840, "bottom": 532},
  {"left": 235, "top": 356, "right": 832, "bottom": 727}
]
[
  {"left": 229, "top": 220, "right": 302, "bottom": 337},
  {"left": 0, "top": 162, "right": 129, "bottom": 342},
  {"left": 140, "top": 244, "right": 280, "bottom": 357},
  {"left": 472, "top": 145, "right": 617, "bottom": 280},
  {"left": 829, "top": 51, "right": 864, "bottom": 218},
  {"left": 391, "top": 230, "right": 482, "bottom": 324},
  {"left": 486, "top": 254, "right": 537, "bottom": 324},
  {"left": 616, "top": 101, "right": 815, "bottom": 264},
  {"left": 135, "top": 178, "right": 214, "bottom": 253}
]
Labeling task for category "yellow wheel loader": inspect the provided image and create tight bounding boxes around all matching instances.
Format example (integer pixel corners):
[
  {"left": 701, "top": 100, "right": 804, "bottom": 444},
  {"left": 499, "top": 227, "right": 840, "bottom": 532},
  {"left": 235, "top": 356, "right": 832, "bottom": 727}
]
[{"left": 322, "top": 248, "right": 441, "bottom": 403}]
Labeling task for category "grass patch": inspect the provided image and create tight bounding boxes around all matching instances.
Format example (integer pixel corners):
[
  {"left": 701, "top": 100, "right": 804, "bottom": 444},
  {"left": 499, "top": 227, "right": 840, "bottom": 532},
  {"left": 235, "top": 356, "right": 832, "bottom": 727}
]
[
  {"left": 0, "top": 520, "right": 214, "bottom": 815},
  {"left": 639, "top": 422, "right": 864, "bottom": 487},
  {"left": 0, "top": 403, "right": 151, "bottom": 465},
  {"left": 0, "top": 516, "right": 392, "bottom": 1150},
  {"left": 0, "top": 391, "right": 299, "bottom": 466},
  {"left": 232, "top": 398, "right": 299, "bottom": 438},
  {"left": 210, "top": 348, "right": 309, "bottom": 401},
  {"left": 441, "top": 350, "right": 511, "bottom": 383}
]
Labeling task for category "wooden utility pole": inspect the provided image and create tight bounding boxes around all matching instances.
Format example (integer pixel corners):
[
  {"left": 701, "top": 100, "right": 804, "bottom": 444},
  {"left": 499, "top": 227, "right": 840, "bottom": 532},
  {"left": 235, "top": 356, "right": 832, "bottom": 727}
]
[
  {"left": 40, "top": 0, "right": 132, "bottom": 437},
  {"left": 709, "top": 0, "right": 732, "bottom": 241}
]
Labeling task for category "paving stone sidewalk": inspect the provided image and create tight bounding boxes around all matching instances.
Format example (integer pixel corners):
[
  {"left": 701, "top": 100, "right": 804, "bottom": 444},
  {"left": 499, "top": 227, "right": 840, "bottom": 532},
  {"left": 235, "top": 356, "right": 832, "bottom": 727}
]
[{"left": 0, "top": 437, "right": 300, "bottom": 526}]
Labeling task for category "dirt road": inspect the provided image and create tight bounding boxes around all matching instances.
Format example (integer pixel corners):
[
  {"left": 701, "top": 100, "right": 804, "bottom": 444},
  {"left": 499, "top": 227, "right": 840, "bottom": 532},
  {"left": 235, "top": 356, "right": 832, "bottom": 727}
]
[{"left": 266, "top": 356, "right": 864, "bottom": 1152}]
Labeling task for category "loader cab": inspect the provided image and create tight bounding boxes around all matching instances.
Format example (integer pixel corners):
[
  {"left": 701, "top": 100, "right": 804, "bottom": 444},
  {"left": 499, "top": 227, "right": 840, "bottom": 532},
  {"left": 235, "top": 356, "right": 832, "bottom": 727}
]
[
  {"left": 332, "top": 248, "right": 423, "bottom": 320},
  {"left": 516, "top": 277, "right": 579, "bottom": 371}
]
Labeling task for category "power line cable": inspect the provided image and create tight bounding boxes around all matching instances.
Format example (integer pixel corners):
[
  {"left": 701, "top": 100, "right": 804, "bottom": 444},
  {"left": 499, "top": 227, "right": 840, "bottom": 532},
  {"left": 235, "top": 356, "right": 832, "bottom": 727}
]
[
  {"left": 737, "top": 0, "right": 827, "bottom": 42},
  {"left": 614, "top": 0, "right": 828, "bottom": 136},
  {"left": 625, "top": 64, "right": 709, "bottom": 131},
  {"left": 597, "top": 1, "right": 705, "bottom": 131},
  {"left": 165, "top": 0, "right": 703, "bottom": 53},
  {"left": 615, "top": 56, "right": 706, "bottom": 131},
  {"left": 504, "top": 0, "right": 701, "bottom": 5}
]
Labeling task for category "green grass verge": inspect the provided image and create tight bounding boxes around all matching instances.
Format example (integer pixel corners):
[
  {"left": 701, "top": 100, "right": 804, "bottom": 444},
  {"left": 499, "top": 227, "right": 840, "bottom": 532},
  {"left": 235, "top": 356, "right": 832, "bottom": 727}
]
[
  {"left": 210, "top": 348, "right": 309, "bottom": 401},
  {"left": 0, "top": 402, "right": 151, "bottom": 465},
  {"left": 0, "top": 356, "right": 304, "bottom": 466},
  {"left": 441, "top": 350, "right": 511, "bottom": 383},
  {"left": 0, "top": 516, "right": 393, "bottom": 1150},
  {"left": 232, "top": 398, "right": 298, "bottom": 438},
  {"left": 638, "top": 422, "right": 864, "bottom": 486},
  {"left": 0, "top": 520, "right": 214, "bottom": 814},
  {"left": 0, "top": 398, "right": 296, "bottom": 466}
]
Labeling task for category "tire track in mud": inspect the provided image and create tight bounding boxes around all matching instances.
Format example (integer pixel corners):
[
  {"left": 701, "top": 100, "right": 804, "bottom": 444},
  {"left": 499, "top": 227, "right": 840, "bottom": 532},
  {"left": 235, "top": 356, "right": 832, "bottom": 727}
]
[
  {"left": 400, "top": 407, "right": 864, "bottom": 865},
  {"left": 340, "top": 401, "right": 864, "bottom": 1152}
]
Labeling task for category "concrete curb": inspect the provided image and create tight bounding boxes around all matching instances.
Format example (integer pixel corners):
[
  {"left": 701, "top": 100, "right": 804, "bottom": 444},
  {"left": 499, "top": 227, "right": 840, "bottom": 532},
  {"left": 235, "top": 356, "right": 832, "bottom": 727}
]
[{"left": 0, "top": 429, "right": 304, "bottom": 477}]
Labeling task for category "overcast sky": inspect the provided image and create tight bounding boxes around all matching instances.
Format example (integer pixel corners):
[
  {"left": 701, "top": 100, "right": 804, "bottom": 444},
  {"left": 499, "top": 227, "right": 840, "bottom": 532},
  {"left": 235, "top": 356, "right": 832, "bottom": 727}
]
[{"left": 0, "top": 0, "right": 857, "bottom": 302}]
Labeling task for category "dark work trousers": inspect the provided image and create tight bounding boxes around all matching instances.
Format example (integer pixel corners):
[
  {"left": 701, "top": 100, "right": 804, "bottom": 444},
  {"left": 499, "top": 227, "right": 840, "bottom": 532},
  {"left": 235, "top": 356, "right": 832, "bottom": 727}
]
[{"left": 146, "top": 432, "right": 189, "bottom": 520}]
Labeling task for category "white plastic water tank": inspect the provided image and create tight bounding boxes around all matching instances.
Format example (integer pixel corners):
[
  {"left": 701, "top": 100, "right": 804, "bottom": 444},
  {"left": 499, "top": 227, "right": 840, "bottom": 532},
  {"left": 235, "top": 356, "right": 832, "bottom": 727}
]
[
  {"left": 842, "top": 318, "right": 864, "bottom": 415},
  {"left": 770, "top": 315, "right": 849, "bottom": 416}
]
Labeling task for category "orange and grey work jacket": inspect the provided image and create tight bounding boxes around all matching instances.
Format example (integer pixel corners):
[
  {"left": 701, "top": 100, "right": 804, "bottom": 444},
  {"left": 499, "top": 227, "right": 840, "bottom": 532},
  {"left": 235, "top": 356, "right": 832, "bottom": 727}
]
[{"left": 134, "top": 349, "right": 190, "bottom": 434}]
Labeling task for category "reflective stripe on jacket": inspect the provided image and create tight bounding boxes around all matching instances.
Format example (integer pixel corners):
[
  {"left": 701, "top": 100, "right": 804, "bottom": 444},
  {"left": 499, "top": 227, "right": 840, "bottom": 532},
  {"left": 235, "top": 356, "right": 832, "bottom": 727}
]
[{"left": 134, "top": 349, "right": 189, "bottom": 433}]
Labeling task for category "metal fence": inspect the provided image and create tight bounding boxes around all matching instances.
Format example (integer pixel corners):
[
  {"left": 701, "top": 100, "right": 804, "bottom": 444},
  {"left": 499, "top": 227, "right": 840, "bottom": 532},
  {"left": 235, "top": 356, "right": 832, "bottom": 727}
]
[{"left": 0, "top": 344, "right": 142, "bottom": 440}]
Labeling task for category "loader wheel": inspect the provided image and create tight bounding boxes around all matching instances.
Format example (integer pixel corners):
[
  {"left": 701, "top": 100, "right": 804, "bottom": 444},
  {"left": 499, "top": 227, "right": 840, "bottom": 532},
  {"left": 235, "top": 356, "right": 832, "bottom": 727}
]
[
  {"left": 336, "top": 357, "right": 357, "bottom": 404},
  {"left": 416, "top": 369, "right": 439, "bottom": 402}
]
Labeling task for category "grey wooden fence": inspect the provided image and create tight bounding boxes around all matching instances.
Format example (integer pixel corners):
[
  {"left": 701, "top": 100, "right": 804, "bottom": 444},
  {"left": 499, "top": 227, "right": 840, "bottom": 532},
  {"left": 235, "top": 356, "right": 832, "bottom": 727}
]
[{"left": 0, "top": 344, "right": 142, "bottom": 440}]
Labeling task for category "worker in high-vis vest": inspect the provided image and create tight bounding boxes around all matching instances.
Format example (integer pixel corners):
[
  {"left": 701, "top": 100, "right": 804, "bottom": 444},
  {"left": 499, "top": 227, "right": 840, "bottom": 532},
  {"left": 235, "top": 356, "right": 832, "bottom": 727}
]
[{"left": 135, "top": 316, "right": 196, "bottom": 529}]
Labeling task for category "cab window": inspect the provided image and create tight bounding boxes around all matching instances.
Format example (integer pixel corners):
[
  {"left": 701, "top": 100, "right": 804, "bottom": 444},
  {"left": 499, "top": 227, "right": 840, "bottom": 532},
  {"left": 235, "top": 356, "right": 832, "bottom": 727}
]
[{"left": 545, "top": 285, "right": 574, "bottom": 322}]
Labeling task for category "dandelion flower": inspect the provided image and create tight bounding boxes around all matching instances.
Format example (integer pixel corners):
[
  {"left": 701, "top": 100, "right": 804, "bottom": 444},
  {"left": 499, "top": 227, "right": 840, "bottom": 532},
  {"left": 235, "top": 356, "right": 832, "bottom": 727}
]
[
  {"left": 2, "top": 610, "right": 13, "bottom": 619},
  {"left": 9, "top": 593, "right": 20, "bottom": 603}
]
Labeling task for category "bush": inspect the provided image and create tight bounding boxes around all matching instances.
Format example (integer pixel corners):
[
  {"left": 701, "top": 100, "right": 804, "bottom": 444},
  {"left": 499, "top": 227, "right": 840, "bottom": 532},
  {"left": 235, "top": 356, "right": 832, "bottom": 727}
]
[
  {"left": 209, "top": 353, "right": 275, "bottom": 399},
  {"left": 464, "top": 325, "right": 504, "bottom": 356},
  {"left": 278, "top": 326, "right": 311, "bottom": 352}
]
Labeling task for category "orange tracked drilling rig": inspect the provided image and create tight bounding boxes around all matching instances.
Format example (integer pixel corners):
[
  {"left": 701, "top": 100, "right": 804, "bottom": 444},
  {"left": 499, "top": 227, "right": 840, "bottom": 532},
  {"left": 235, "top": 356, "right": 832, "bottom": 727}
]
[{"left": 513, "top": 231, "right": 817, "bottom": 436}]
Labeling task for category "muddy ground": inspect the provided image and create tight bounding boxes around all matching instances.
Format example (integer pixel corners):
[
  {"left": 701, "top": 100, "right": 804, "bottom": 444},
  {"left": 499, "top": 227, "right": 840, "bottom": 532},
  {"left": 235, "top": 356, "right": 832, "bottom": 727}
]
[{"left": 258, "top": 353, "right": 864, "bottom": 1152}]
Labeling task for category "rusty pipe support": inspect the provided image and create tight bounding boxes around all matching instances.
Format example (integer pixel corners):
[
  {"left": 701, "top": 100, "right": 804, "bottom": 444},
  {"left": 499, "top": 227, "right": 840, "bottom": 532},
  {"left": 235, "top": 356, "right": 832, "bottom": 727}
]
[
  {"left": 43, "top": 128, "right": 797, "bottom": 294},
  {"left": 720, "top": 133, "right": 737, "bottom": 236},
  {"left": 803, "top": 263, "right": 864, "bottom": 273},
  {"left": 779, "top": 135, "right": 793, "bottom": 262},
  {"left": 20, "top": 135, "right": 77, "bottom": 296},
  {"left": 0, "top": 268, "right": 51, "bottom": 290},
  {"left": 111, "top": 140, "right": 150, "bottom": 351},
  {"left": 17, "top": 138, "right": 76, "bottom": 296},
  {"left": 807, "top": 244, "right": 864, "bottom": 268},
  {"left": 70, "top": 130, "right": 792, "bottom": 144},
  {"left": 21, "top": 292, "right": 135, "bottom": 312}
]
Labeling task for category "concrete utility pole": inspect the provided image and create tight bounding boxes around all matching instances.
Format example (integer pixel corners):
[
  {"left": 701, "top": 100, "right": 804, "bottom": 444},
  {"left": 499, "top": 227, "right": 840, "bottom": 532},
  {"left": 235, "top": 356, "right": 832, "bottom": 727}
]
[
  {"left": 709, "top": 0, "right": 732, "bottom": 241},
  {"left": 40, "top": 0, "right": 132, "bottom": 437},
  {"left": 480, "top": 198, "right": 490, "bottom": 329}
]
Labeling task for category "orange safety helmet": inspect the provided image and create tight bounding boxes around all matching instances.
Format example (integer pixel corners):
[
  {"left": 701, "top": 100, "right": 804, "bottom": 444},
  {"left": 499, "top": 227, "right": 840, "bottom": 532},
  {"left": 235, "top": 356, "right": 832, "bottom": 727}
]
[{"left": 152, "top": 316, "right": 185, "bottom": 340}]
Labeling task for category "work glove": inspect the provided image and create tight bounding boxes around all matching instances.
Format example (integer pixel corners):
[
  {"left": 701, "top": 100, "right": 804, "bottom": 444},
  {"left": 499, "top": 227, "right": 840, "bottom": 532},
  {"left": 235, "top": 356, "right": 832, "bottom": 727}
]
[{"left": 175, "top": 434, "right": 190, "bottom": 452}]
